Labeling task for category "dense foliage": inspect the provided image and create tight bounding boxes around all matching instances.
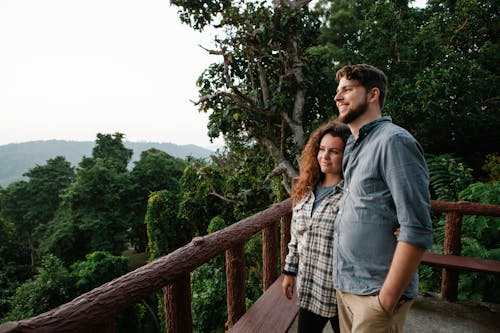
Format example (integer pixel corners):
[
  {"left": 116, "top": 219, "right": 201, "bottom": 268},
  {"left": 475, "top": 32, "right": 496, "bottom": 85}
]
[
  {"left": 0, "top": 133, "right": 193, "bottom": 330},
  {"left": 316, "top": 0, "right": 498, "bottom": 170}
]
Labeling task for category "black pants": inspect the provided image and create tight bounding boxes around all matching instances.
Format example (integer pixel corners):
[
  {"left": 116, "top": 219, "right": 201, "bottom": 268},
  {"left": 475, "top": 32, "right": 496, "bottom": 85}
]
[{"left": 297, "top": 308, "right": 340, "bottom": 333}]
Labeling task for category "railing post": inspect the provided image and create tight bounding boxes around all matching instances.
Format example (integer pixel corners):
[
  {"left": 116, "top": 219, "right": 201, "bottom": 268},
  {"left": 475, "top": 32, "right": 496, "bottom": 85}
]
[
  {"left": 262, "top": 221, "right": 279, "bottom": 291},
  {"left": 164, "top": 273, "right": 192, "bottom": 333},
  {"left": 226, "top": 242, "right": 246, "bottom": 328},
  {"left": 441, "top": 211, "right": 462, "bottom": 301},
  {"left": 280, "top": 212, "right": 292, "bottom": 270}
]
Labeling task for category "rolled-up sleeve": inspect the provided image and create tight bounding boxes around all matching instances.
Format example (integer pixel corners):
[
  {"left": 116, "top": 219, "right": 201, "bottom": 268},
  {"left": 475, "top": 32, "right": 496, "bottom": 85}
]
[{"left": 383, "top": 132, "right": 433, "bottom": 249}]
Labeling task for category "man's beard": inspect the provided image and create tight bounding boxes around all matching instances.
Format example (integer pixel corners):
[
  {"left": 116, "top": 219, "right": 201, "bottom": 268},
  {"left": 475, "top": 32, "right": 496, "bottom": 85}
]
[{"left": 338, "top": 98, "right": 369, "bottom": 124}]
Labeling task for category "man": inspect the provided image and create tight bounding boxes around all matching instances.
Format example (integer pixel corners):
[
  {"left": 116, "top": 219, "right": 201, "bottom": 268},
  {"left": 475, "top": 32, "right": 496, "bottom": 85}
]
[{"left": 332, "top": 64, "right": 433, "bottom": 332}]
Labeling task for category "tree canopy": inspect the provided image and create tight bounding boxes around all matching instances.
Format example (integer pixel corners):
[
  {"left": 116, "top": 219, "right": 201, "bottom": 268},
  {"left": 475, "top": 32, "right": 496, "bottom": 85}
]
[{"left": 172, "top": 0, "right": 498, "bottom": 186}]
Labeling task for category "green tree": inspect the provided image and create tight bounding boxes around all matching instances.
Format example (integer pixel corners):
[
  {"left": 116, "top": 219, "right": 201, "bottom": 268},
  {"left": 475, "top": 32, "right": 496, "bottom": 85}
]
[
  {"left": 172, "top": 0, "right": 338, "bottom": 192},
  {"left": 41, "top": 133, "right": 133, "bottom": 263},
  {"left": 482, "top": 154, "right": 500, "bottom": 182},
  {"left": 191, "top": 216, "right": 228, "bottom": 333},
  {"left": 317, "top": 0, "right": 499, "bottom": 170},
  {"left": 70, "top": 251, "right": 129, "bottom": 296},
  {"left": 145, "top": 190, "right": 191, "bottom": 261},
  {"left": 0, "top": 217, "right": 32, "bottom": 319},
  {"left": 3, "top": 255, "right": 73, "bottom": 322},
  {"left": 178, "top": 147, "right": 275, "bottom": 236},
  {"left": 23, "top": 156, "right": 75, "bottom": 228},
  {"left": 128, "top": 149, "right": 187, "bottom": 252},
  {"left": 178, "top": 149, "right": 274, "bottom": 330},
  {"left": 144, "top": 189, "right": 194, "bottom": 332},
  {"left": 90, "top": 133, "right": 132, "bottom": 171},
  {"left": 0, "top": 157, "right": 75, "bottom": 269},
  {"left": 0, "top": 181, "right": 35, "bottom": 267},
  {"left": 174, "top": 0, "right": 499, "bottom": 190},
  {"left": 2, "top": 251, "right": 132, "bottom": 324}
]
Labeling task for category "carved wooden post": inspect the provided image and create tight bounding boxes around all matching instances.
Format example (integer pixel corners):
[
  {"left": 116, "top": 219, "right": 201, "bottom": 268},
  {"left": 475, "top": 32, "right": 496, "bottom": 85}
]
[
  {"left": 226, "top": 242, "right": 246, "bottom": 328},
  {"left": 280, "top": 212, "right": 292, "bottom": 270},
  {"left": 441, "top": 211, "right": 462, "bottom": 301},
  {"left": 262, "top": 221, "right": 279, "bottom": 291},
  {"left": 164, "top": 273, "right": 192, "bottom": 333}
]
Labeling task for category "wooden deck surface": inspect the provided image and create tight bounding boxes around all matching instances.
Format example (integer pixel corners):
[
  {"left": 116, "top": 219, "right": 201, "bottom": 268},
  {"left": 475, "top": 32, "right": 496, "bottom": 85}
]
[{"left": 230, "top": 275, "right": 299, "bottom": 333}]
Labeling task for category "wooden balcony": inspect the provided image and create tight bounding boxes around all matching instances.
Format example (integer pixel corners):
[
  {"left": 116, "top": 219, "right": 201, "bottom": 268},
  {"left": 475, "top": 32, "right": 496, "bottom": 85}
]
[{"left": 0, "top": 199, "right": 499, "bottom": 333}]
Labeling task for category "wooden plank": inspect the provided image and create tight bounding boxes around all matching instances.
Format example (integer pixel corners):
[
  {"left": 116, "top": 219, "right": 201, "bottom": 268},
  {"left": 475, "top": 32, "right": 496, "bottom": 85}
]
[
  {"left": 230, "top": 275, "right": 299, "bottom": 333},
  {"left": 422, "top": 253, "right": 500, "bottom": 273}
]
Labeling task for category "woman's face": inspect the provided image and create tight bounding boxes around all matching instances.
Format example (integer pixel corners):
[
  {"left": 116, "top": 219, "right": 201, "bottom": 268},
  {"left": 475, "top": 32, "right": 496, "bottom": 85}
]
[{"left": 317, "top": 133, "right": 345, "bottom": 177}]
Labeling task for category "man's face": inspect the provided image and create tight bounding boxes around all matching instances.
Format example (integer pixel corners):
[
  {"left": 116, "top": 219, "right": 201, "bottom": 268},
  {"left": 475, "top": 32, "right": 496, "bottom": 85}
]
[{"left": 335, "top": 77, "right": 369, "bottom": 124}]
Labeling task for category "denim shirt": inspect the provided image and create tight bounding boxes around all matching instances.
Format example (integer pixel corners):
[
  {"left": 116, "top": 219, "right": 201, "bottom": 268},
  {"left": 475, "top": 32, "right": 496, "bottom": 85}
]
[{"left": 333, "top": 117, "right": 433, "bottom": 299}]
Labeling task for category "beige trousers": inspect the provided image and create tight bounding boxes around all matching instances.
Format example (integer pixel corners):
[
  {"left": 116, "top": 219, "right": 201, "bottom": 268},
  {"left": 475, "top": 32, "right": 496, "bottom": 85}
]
[{"left": 336, "top": 290, "right": 414, "bottom": 333}]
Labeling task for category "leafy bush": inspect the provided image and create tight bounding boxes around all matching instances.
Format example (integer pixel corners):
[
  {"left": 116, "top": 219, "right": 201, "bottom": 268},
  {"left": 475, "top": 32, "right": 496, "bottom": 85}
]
[
  {"left": 427, "top": 153, "right": 474, "bottom": 201},
  {"left": 191, "top": 216, "right": 227, "bottom": 333},
  {"left": 2, "top": 251, "right": 132, "bottom": 324},
  {"left": 457, "top": 182, "right": 500, "bottom": 302},
  {"left": 3, "top": 255, "right": 73, "bottom": 321},
  {"left": 482, "top": 154, "right": 500, "bottom": 182}
]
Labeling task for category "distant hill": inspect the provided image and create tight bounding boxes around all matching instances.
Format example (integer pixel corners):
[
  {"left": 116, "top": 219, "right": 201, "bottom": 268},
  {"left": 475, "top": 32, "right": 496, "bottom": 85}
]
[{"left": 0, "top": 140, "right": 215, "bottom": 187}]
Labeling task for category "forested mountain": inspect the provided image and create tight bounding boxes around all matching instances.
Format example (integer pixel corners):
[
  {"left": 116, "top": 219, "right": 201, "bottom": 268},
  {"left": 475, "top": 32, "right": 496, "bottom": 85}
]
[{"left": 0, "top": 140, "right": 214, "bottom": 187}]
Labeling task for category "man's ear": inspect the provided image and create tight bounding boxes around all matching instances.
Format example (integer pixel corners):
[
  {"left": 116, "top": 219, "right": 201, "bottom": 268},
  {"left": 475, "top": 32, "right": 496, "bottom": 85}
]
[{"left": 369, "top": 87, "right": 380, "bottom": 103}]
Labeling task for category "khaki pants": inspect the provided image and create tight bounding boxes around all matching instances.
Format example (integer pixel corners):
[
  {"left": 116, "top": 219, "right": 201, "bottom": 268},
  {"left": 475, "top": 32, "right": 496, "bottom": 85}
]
[{"left": 336, "top": 290, "right": 414, "bottom": 333}]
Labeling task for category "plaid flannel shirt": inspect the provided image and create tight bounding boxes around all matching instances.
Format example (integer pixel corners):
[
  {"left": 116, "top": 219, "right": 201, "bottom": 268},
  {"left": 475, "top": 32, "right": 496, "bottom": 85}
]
[{"left": 284, "top": 180, "right": 344, "bottom": 317}]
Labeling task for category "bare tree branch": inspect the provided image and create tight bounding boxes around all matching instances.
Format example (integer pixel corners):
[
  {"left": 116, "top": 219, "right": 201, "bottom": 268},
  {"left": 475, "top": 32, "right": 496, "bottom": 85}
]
[
  {"left": 191, "top": 162, "right": 244, "bottom": 205},
  {"left": 209, "top": 191, "right": 240, "bottom": 204},
  {"left": 256, "top": 136, "right": 298, "bottom": 183}
]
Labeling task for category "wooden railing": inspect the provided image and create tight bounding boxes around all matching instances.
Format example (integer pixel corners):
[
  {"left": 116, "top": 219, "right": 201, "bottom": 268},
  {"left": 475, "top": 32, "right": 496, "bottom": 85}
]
[
  {"left": 0, "top": 199, "right": 498, "bottom": 333},
  {"left": 0, "top": 198, "right": 293, "bottom": 333},
  {"left": 421, "top": 200, "right": 500, "bottom": 301}
]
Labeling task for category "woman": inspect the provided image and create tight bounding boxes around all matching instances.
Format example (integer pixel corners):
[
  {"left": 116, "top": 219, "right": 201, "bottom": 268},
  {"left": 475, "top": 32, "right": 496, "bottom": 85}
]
[{"left": 282, "top": 120, "right": 350, "bottom": 333}]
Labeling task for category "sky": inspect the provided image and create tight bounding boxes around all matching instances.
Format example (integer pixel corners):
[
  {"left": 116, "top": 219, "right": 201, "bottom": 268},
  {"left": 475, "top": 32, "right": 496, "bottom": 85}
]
[
  {"left": 0, "top": 0, "right": 221, "bottom": 149},
  {"left": 0, "top": 0, "right": 427, "bottom": 150}
]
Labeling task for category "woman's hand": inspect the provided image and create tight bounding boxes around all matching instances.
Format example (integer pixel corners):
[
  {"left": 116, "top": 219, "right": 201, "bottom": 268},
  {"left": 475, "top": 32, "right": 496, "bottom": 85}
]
[{"left": 282, "top": 275, "right": 295, "bottom": 299}]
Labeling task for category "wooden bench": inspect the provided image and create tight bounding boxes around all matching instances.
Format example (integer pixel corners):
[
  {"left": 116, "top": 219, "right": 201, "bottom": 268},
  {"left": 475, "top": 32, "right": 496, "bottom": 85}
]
[
  {"left": 421, "top": 252, "right": 500, "bottom": 274},
  {"left": 230, "top": 275, "right": 299, "bottom": 333}
]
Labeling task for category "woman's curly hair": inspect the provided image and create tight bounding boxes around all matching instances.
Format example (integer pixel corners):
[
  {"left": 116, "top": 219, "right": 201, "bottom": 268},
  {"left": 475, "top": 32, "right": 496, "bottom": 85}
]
[{"left": 291, "top": 119, "right": 351, "bottom": 206}]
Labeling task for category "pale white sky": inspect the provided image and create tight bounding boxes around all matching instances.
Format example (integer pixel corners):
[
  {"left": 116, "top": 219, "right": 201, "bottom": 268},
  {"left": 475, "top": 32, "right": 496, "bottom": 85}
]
[
  {"left": 0, "top": 1, "right": 427, "bottom": 149},
  {"left": 0, "top": 0, "right": 222, "bottom": 149}
]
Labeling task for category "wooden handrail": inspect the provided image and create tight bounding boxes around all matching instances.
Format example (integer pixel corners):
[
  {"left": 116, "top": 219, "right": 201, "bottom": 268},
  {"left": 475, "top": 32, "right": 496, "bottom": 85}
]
[
  {"left": 0, "top": 199, "right": 498, "bottom": 332},
  {"left": 430, "top": 200, "right": 500, "bottom": 216},
  {"left": 0, "top": 199, "right": 291, "bottom": 333}
]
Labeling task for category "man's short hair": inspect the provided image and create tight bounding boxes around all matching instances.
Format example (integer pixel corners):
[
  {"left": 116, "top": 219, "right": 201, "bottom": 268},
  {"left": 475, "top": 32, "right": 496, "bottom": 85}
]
[{"left": 335, "top": 64, "right": 388, "bottom": 109}]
